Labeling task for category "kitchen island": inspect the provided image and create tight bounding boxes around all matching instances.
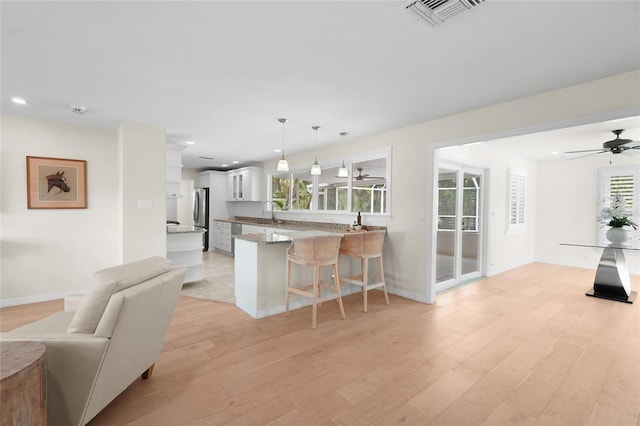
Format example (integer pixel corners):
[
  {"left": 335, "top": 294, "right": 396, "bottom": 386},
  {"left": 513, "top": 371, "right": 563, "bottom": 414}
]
[
  {"left": 166, "top": 225, "right": 205, "bottom": 283},
  {"left": 234, "top": 230, "right": 360, "bottom": 319}
]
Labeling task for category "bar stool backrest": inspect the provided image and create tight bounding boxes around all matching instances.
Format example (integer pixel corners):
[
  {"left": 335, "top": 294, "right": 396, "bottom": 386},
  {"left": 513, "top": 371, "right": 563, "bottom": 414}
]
[
  {"left": 340, "top": 230, "right": 386, "bottom": 258},
  {"left": 287, "top": 234, "right": 343, "bottom": 265}
]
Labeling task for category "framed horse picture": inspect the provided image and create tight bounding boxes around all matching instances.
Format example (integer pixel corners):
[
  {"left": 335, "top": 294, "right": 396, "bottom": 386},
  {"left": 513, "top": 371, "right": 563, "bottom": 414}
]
[{"left": 26, "top": 156, "right": 87, "bottom": 209}]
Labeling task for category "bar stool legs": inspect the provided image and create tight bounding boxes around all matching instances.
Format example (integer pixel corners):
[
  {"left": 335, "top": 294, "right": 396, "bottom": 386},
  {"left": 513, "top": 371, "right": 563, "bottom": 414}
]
[
  {"left": 357, "top": 256, "right": 389, "bottom": 313},
  {"left": 339, "top": 230, "right": 389, "bottom": 313},
  {"left": 285, "top": 234, "right": 345, "bottom": 329}
]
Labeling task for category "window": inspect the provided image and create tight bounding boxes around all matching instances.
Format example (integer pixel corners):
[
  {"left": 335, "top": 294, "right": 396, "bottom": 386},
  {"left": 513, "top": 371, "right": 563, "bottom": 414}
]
[
  {"left": 291, "top": 171, "right": 313, "bottom": 210},
  {"left": 351, "top": 158, "right": 388, "bottom": 214},
  {"left": 437, "top": 173, "right": 456, "bottom": 230},
  {"left": 316, "top": 166, "right": 348, "bottom": 211},
  {"left": 597, "top": 166, "right": 640, "bottom": 244},
  {"left": 437, "top": 173, "right": 479, "bottom": 231},
  {"left": 462, "top": 176, "right": 479, "bottom": 231},
  {"left": 507, "top": 168, "right": 526, "bottom": 233},
  {"left": 271, "top": 173, "right": 290, "bottom": 211},
  {"left": 269, "top": 148, "right": 391, "bottom": 215}
]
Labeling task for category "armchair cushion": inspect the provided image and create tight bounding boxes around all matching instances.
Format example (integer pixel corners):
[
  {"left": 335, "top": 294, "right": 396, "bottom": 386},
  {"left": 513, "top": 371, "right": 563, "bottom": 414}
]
[{"left": 67, "top": 256, "right": 171, "bottom": 333}]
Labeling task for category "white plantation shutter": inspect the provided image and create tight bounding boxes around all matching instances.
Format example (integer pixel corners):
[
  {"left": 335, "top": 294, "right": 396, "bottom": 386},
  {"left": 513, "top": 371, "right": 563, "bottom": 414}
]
[
  {"left": 507, "top": 168, "right": 526, "bottom": 233},
  {"left": 597, "top": 166, "right": 640, "bottom": 244},
  {"left": 609, "top": 175, "right": 634, "bottom": 214}
]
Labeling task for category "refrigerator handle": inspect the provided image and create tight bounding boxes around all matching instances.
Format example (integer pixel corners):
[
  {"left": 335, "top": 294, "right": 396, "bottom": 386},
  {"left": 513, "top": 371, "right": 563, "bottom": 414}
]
[{"left": 194, "top": 192, "right": 200, "bottom": 223}]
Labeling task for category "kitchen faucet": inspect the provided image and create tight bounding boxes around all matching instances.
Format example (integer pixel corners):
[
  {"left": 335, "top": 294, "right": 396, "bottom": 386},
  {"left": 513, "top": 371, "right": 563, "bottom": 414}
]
[{"left": 262, "top": 200, "right": 275, "bottom": 223}]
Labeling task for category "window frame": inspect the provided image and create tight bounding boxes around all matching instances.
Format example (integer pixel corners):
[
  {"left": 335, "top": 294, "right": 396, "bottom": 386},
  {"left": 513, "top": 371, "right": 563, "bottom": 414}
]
[{"left": 267, "top": 147, "right": 392, "bottom": 216}]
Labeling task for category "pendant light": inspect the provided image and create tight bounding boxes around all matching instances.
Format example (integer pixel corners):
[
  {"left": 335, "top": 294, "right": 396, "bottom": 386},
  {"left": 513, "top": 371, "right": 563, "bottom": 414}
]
[
  {"left": 310, "top": 125, "right": 321, "bottom": 175},
  {"left": 338, "top": 132, "right": 349, "bottom": 178},
  {"left": 277, "top": 118, "right": 289, "bottom": 172}
]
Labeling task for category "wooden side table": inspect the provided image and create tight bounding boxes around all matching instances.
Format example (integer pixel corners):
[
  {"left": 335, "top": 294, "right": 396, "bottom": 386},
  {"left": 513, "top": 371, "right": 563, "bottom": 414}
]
[{"left": 0, "top": 341, "right": 46, "bottom": 425}]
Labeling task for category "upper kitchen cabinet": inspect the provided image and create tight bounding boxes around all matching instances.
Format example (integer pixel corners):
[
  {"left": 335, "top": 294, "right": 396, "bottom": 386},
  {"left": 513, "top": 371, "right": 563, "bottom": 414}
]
[
  {"left": 166, "top": 145, "right": 183, "bottom": 199},
  {"left": 226, "top": 166, "right": 263, "bottom": 201}
]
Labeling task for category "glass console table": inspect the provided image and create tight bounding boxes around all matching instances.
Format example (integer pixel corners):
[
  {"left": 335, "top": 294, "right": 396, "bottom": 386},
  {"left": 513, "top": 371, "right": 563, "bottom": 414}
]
[{"left": 561, "top": 242, "right": 638, "bottom": 304}]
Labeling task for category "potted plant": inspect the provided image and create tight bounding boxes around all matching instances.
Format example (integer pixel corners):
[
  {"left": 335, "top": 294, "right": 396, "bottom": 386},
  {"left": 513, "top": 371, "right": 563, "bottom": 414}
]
[{"left": 599, "top": 193, "right": 638, "bottom": 243}]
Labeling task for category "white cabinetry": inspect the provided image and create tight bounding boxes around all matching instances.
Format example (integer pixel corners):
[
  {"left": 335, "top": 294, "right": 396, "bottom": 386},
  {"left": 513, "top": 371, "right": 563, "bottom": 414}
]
[
  {"left": 166, "top": 146, "right": 182, "bottom": 199},
  {"left": 242, "top": 224, "right": 287, "bottom": 235},
  {"left": 226, "top": 167, "right": 263, "bottom": 201},
  {"left": 213, "top": 220, "right": 232, "bottom": 254}
]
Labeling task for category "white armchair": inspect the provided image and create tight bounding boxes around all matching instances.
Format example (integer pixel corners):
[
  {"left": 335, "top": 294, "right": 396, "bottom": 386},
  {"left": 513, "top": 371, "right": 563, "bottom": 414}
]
[{"left": 0, "top": 257, "right": 186, "bottom": 425}]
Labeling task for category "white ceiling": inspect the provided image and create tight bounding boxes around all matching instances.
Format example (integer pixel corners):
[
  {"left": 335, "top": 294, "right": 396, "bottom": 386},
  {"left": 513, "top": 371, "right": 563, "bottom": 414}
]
[
  {"left": 487, "top": 115, "right": 640, "bottom": 162},
  {"left": 2, "top": 1, "right": 640, "bottom": 169}
]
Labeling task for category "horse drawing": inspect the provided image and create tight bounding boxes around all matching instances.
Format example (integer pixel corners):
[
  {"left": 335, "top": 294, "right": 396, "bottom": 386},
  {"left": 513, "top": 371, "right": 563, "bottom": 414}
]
[{"left": 46, "top": 171, "right": 71, "bottom": 193}]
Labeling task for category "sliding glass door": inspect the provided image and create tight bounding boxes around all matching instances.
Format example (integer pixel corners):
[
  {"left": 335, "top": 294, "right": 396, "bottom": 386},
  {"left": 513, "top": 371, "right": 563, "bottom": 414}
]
[{"left": 435, "top": 163, "right": 484, "bottom": 291}]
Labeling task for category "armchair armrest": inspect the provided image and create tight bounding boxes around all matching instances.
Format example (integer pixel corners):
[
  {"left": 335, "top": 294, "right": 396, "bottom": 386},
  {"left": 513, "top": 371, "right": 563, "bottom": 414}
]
[{"left": 0, "top": 334, "right": 110, "bottom": 426}]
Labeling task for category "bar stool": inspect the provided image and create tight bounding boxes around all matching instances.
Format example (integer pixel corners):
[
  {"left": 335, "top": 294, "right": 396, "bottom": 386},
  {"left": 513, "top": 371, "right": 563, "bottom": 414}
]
[
  {"left": 285, "top": 234, "right": 346, "bottom": 329},
  {"left": 339, "top": 230, "right": 389, "bottom": 312}
]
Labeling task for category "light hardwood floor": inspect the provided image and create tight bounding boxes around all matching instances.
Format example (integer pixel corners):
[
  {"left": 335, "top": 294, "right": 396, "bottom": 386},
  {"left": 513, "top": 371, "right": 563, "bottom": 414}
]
[{"left": 1, "top": 263, "right": 639, "bottom": 426}]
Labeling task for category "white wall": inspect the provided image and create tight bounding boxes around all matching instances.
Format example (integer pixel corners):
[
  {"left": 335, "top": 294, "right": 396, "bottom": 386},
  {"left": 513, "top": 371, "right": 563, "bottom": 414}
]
[
  {"left": 536, "top": 155, "right": 640, "bottom": 274},
  {"left": 119, "top": 122, "right": 167, "bottom": 262},
  {"left": 1, "top": 116, "right": 168, "bottom": 306},
  {"left": 1, "top": 115, "right": 119, "bottom": 302}
]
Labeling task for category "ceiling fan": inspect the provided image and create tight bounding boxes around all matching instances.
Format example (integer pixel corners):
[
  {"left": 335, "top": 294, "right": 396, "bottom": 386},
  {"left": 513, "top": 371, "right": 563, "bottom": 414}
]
[
  {"left": 565, "top": 129, "right": 640, "bottom": 158},
  {"left": 336, "top": 167, "right": 385, "bottom": 180}
]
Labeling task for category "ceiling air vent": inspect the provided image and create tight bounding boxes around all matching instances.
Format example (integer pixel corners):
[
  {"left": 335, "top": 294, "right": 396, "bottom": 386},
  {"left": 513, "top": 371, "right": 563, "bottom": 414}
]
[{"left": 406, "top": 0, "right": 485, "bottom": 26}]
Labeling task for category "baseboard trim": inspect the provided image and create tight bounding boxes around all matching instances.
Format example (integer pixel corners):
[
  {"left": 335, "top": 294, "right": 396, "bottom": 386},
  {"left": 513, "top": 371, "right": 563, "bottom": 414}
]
[{"left": 0, "top": 290, "right": 84, "bottom": 308}]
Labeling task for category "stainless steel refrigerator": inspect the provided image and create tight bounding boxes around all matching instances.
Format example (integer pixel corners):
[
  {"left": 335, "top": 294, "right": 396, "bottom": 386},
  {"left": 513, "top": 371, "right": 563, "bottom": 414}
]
[{"left": 193, "top": 188, "right": 209, "bottom": 251}]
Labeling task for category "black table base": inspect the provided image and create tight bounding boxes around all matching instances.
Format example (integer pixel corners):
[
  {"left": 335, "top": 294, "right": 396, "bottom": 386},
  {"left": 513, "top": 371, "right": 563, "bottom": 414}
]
[
  {"left": 587, "top": 246, "right": 634, "bottom": 304},
  {"left": 585, "top": 288, "right": 636, "bottom": 304}
]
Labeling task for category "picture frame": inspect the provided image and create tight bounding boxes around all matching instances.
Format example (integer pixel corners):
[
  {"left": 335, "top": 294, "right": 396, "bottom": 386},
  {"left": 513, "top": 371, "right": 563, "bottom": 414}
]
[{"left": 26, "top": 156, "right": 87, "bottom": 209}]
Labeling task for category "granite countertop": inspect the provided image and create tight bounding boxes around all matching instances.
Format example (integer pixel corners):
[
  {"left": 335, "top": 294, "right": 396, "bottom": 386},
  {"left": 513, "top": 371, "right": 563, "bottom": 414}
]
[
  {"left": 166, "top": 225, "right": 206, "bottom": 234},
  {"left": 215, "top": 216, "right": 385, "bottom": 233},
  {"left": 234, "top": 230, "right": 340, "bottom": 245}
]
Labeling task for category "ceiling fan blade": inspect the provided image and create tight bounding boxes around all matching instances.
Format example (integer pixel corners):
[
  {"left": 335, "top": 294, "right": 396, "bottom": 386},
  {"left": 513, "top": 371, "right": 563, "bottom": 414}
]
[
  {"left": 355, "top": 176, "right": 385, "bottom": 181},
  {"left": 564, "top": 148, "right": 607, "bottom": 154},
  {"left": 621, "top": 145, "right": 640, "bottom": 155},
  {"left": 570, "top": 151, "right": 608, "bottom": 160}
]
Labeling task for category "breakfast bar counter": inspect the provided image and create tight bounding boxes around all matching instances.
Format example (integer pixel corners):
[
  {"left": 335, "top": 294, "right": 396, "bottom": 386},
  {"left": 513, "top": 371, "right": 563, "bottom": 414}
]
[{"left": 234, "top": 230, "right": 359, "bottom": 318}]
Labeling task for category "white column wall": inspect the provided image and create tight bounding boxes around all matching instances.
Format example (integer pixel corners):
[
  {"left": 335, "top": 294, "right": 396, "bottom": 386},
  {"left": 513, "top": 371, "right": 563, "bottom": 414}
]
[{"left": 118, "top": 122, "right": 167, "bottom": 262}]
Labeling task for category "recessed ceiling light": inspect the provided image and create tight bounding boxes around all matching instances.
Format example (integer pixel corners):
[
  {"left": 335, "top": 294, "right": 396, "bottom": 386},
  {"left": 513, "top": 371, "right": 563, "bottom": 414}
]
[
  {"left": 232, "top": 161, "right": 239, "bottom": 164},
  {"left": 185, "top": 141, "right": 195, "bottom": 145},
  {"left": 12, "top": 97, "right": 27, "bottom": 105},
  {"left": 221, "top": 164, "right": 228, "bottom": 167},
  {"left": 273, "top": 149, "right": 282, "bottom": 153},
  {"left": 552, "top": 151, "right": 559, "bottom": 155}
]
